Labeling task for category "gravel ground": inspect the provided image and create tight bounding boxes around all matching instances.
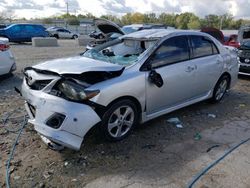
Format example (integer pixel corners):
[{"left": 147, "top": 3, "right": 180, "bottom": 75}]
[{"left": 0, "top": 40, "right": 250, "bottom": 188}]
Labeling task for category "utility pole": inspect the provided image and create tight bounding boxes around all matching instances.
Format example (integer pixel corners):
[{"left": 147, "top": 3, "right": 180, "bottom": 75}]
[
  {"left": 66, "top": 1, "right": 69, "bottom": 15},
  {"left": 220, "top": 16, "right": 223, "bottom": 30},
  {"left": 66, "top": 1, "right": 69, "bottom": 29}
]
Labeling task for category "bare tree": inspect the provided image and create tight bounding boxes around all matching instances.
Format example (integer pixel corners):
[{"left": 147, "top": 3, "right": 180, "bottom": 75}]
[{"left": 0, "top": 10, "right": 16, "bottom": 23}]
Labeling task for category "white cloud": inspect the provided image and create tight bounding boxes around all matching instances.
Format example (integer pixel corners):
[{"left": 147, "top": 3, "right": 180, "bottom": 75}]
[{"left": 0, "top": 0, "right": 249, "bottom": 19}]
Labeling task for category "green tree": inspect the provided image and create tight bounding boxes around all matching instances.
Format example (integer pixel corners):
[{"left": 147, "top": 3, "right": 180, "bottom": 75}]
[
  {"left": 176, "top": 12, "right": 199, "bottom": 29},
  {"left": 143, "top": 13, "right": 157, "bottom": 23},
  {"left": 158, "top": 13, "right": 176, "bottom": 27}
]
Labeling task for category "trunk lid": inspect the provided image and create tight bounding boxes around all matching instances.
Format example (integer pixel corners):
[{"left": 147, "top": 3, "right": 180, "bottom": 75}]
[{"left": 94, "top": 18, "right": 125, "bottom": 35}]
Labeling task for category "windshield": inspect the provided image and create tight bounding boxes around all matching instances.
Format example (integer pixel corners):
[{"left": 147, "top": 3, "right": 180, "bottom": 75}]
[{"left": 83, "top": 38, "right": 157, "bottom": 66}]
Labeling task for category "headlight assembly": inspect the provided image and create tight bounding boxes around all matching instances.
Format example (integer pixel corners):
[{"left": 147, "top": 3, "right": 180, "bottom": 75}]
[{"left": 57, "top": 80, "right": 99, "bottom": 101}]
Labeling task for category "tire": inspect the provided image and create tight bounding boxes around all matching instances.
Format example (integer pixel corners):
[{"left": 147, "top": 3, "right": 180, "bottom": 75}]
[
  {"left": 101, "top": 99, "right": 139, "bottom": 141},
  {"left": 72, "top": 35, "right": 78, "bottom": 39},
  {"left": 53, "top": 34, "right": 59, "bottom": 39},
  {"left": 211, "top": 75, "right": 230, "bottom": 103}
]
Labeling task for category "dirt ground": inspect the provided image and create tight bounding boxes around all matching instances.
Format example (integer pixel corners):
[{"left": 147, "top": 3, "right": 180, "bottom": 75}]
[{"left": 0, "top": 40, "right": 250, "bottom": 188}]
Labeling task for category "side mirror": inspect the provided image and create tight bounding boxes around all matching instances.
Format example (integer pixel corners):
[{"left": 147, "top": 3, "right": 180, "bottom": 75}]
[{"left": 148, "top": 70, "right": 164, "bottom": 88}]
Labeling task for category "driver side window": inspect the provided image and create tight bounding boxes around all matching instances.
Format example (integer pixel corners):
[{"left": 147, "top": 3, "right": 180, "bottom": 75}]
[{"left": 150, "top": 36, "right": 189, "bottom": 68}]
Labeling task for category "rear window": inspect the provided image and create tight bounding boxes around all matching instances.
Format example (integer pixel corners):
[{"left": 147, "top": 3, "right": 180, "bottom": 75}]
[{"left": 191, "top": 36, "right": 219, "bottom": 58}]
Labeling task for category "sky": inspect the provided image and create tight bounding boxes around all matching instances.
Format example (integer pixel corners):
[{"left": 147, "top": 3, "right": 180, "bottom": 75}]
[{"left": 0, "top": 0, "right": 250, "bottom": 19}]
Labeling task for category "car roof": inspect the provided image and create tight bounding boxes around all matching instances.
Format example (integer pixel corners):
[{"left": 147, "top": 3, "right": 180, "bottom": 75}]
[{"left": 120, "top": 29, "right": 206, "bottom": 40}]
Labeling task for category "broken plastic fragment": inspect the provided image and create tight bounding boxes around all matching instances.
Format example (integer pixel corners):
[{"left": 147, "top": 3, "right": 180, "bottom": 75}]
[
  {"left": 239, "top": 104, "right": 246, "bottom": 108},
  {"left": 194, "top": 133, "right": 202, "bottom": 140},
  {"left": 167, "top": 117, "right": 183, "bottom": 128},
  {"left": 208, "top": 114, "right": 216, "bottom": 118}
]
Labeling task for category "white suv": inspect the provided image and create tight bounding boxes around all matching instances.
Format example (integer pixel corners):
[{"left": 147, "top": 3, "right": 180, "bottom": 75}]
[{"left": 0, "top": 37, "right": 15, "bottom": 76}]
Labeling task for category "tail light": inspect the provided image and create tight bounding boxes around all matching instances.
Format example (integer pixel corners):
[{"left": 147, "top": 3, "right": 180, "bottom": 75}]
[{"left": 0, "top": 44, "right": 9, "bottom": 51}]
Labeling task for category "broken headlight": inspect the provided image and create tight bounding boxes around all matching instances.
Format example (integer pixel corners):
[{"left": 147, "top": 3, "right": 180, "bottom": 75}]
[{"left": 57, "top": 80, "right": 99, "bottom": 101}]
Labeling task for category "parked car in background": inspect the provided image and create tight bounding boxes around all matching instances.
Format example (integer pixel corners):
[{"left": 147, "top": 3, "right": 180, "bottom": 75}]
[
  {"left": 0, "top": 24, "right": 7, "bottom": 29},
  {"left": 201, "top": 27, "right": 225, "bottom": 43},
  {"left": 0, "top": 37, "right": 15, "bottom": 76},
  {"left": 87, "top": 18, "right": 125, "bottom": 49},
  {"left": 224, "top": 34, "right": 240, "bottom": 48},
  {"left": 237, "top": 26, "right": 250, "bottom": 76},
  {"left": 201, "top": 27, "right": 240, "bottom": 49},
  {"left": 21, "top": 29, "right": 238, "bottom": 150},
  {"left": 87, "top": 19, "right": 172, "bottom": 49},
  {"left": 89, "top": 31, "right": 105, "bottom": 39},
  {"left": 46, "top": 27, "right": 79, "bottom": 39},
  {"left": 0, "top": 24, "right": 48, "bottom": 42}
]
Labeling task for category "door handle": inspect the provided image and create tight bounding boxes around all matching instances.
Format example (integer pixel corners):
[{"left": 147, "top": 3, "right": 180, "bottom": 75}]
[{"left": 186, "top": 66, "right": 195, "bottom": 72}]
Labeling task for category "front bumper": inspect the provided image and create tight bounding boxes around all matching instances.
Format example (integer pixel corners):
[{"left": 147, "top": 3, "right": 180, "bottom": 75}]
[
  {"left": 21, "top": 80, "right": 101, "bottom": 150},
  {"left": 239, "top": 63, "right": 250, "bottom": 76}
]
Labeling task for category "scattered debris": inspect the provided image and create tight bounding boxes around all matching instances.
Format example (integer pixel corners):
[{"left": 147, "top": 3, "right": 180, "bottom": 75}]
[
  {"left": 208, "top": 114, "right": 217, "bottom": 118},
  {"left": 141, "top": 144, "right": 156, "bottom": 149},
  {"left": 13, "top": 176, "right": 21, "bottom": 180},
  {"left": 167, "top": 117, "right": 183, "bottom": 128},
  {"left": 194, "top": 133, "right": 202, "bottom": 140},
  {"left": 64, "top": 161, "right": 69, "bottom": 167},
  {"left": 71, "top": 179, "right": 77, "bottom": 182},
  {"left": 239, "top": 104, "right": 246, "bottom": 108},
  {"left": 206, "top": 144, "right": 220, "bottom": 152},
  {"left": 43, "top": 170, "right": 54, "bottom": 179},
  {"left": 39, "top": 182, "right": 45, "bottom": 188}
]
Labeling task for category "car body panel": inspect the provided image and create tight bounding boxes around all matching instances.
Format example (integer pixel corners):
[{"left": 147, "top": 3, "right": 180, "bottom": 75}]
[
  {"left": 33, "top": 56, "right": 124, "bottom": 74},
  {"left": 22, "top": 79, "right": 101, "bottom": 150},
  {"left": 0, "top": 37, "right": 15, "bottom": 75},
  {"left": 21, "top": 29, "right": 238, "bottom": 150},
  {"left": 238, "top": 39, "right": 250, "bottom": 75}
]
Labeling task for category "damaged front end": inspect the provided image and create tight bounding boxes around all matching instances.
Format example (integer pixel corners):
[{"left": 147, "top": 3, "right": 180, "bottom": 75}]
[{"left": 21, "top": 65, "right": 124, "bottom": 150}]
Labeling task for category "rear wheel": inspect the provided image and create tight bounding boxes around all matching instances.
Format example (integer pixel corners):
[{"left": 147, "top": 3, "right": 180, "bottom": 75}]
[
  {"left": 72, "top": 35, "right": 78, "bottom": 39},
  {"left": 211, "top": 75, "right": 230, "bottom": 103},
  {"left": 101, "top": 99, "right": 139, "bottom": 141},
  {"left": 53, "top": 34, "right": 59, "bottom": 39}
]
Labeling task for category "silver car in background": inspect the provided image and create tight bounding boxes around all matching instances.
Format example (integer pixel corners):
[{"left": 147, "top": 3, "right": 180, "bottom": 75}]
[
  {"left": 21, "top": 29, "right": 238, "bottom": 150},
  {"left": 0, "top": 37, "right": 15, "bottom": 76}
]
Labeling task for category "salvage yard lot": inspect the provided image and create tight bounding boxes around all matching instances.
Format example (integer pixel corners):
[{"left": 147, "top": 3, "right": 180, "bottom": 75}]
[{"left": 0, "top": 40, "right": 250, "bottom": 188}]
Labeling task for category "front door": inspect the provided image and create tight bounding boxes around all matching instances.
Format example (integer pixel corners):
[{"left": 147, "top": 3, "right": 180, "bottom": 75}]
[{"left": 145, "top": 36, "right": 198, "bottom": 115}]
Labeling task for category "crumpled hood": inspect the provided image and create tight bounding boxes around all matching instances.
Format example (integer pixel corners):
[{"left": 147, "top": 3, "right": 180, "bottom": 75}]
[{"left": 33, "top": 56, "right": 124, "bottom": 74}]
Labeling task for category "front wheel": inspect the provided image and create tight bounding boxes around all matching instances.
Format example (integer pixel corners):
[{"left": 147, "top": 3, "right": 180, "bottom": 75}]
[
  {"left": 211, "top": 75, "right": 230, "bottom": 103},
  {"left": 101, "top": 99, "right": 139, "bottom": 141}
]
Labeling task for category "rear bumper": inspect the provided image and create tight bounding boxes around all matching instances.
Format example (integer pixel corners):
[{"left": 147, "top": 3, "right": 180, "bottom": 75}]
[{"left": 21, "top": 79, "right": 101, "bottom": 150}]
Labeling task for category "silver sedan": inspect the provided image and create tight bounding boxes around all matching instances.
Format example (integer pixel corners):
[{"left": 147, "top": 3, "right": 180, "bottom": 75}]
[{"left": 21, "top": 29, "right": 238, "bottom": 150}]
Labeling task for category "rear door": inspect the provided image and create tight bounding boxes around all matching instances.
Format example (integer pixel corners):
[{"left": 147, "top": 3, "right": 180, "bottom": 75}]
[
  {"left": 189, "top": 35, "right": 223, "bottom": 95},
  {"left": 145, "top": 35, "right": 198, "bottom": 114}
]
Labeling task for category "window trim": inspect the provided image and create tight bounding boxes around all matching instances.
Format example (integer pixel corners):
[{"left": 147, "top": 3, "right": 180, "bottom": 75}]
[{"left": 140, "top": 35, "right": 191, "bottom": 71}]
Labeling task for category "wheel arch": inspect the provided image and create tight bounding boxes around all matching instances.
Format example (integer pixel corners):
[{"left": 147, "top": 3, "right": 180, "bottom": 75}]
[
  {"left": 95, "top": 95, "right": 142, "bottom": 119},
  {"left": 218, "top": 72, "right": 231, "bottom": 89}
]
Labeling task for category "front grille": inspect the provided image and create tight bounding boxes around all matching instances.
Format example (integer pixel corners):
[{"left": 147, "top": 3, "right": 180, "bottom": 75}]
[
  {"left": 26, "top": 79, "right": 52, "bottom": 90},
  {"left": 239, "top": 57, "right": 250, "bottom": 64},
  {"left": 241, "top": 51, "right": 250, "bottom": 57}
]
